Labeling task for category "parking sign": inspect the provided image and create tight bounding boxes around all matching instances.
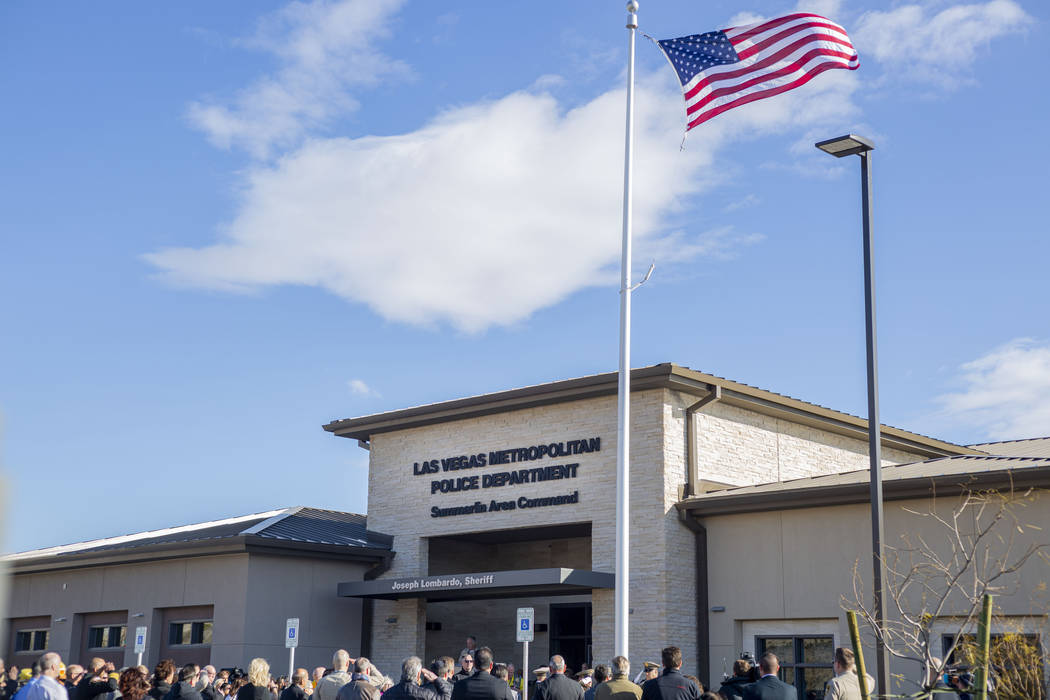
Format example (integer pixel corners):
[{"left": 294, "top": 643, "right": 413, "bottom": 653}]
[
  {"left": 515, "top": 607, "right": 534, "bottom": 642},
  {"left": 286, "top": 618, "right": 299, "bottom": 648}
]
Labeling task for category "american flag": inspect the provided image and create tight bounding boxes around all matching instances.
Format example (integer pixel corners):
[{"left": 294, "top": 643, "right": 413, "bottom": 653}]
[{"left": 657, "top": 13, "right": 859, "bottom": 130}]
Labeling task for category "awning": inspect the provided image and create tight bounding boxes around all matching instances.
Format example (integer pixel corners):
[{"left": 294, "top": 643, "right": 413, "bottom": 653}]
[{"left": 338, "top": 567, "right": 614, "bottom": 602}]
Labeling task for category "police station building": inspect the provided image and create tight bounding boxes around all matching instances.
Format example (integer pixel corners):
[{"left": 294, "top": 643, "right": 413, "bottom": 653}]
[{"left": 6, "top": 363, "right": 1048, "bottom": 698}]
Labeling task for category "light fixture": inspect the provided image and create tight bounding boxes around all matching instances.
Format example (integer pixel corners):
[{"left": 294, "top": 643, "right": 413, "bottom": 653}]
[
  {"left": 814, "top": 133, "right": 874, "bottom": 158},
  {"left": 385, "top": 617, "right": 398, "bottom": 624},
  {"left": 55, "top": 617, "right": 67, "bottom": 623},
  {"left": 132, "top": 613, "right": 144, "bottom": 618}
]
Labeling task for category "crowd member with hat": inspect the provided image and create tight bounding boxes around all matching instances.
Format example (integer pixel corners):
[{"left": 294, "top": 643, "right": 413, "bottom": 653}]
[
  {"left": 534, "top": 656, "right": 582, "bottom": 700},
  {"left": 593, "top": 657, "right": 639, "bottom": 700},
  {"left": 639, "top": 648, "right": 699, "bottom": 700},
  {"left": 582, "top": 666, "right": 607, "bottom": 700},
  {"left": 573, "top": 670, "right": 592, "bottom": 691}
]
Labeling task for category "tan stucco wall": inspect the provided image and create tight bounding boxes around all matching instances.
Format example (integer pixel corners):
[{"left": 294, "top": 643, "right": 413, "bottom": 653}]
[
  {"left": 4, "top": 552, "right": 370, "bottom": 671},
  {"left": 701, "top": 491, "right": 1050, "bottom": 695}
]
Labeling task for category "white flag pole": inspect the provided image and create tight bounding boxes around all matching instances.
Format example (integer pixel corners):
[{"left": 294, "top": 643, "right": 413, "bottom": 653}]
[{"left": 615, "top": 0, "right": 639, "bottom": 662}]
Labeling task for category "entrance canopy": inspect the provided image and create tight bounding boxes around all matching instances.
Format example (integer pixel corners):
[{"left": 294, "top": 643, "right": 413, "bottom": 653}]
[{"left": 338, "top": 567, "right": 613, "bottom": 602}]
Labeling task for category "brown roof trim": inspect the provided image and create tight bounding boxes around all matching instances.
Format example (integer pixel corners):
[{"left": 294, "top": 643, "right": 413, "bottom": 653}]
[
  {"left": 675, "top": 465, "right": 1050, "bottom": 517},
  {"left": 323, "top": 363, "right": 976, "bottom": 458},
  {"left": 7, "top": 536, "right": 392, "bottom": 575}
]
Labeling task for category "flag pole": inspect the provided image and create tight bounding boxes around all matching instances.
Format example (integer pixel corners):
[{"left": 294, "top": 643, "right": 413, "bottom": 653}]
[{"left": 615, "top": 0, "right": 638, "bottom": 662}]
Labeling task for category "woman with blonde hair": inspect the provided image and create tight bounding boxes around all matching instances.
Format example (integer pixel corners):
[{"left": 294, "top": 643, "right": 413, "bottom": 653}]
[{"left": 237, "top": 659, "right": 277, "bottom": 700}]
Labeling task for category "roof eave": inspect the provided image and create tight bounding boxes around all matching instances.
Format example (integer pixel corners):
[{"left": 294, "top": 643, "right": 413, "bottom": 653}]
[
  {"left": 675, "top": 465, "right": 1050, "bottom": 517},
  {"left": 324, "top": 363, "right": 975, "bottom": 458}
]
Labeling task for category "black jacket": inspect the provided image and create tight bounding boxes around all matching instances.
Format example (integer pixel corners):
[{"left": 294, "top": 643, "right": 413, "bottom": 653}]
[
  {"left": 716, "top": 676, "right": 751, "bottom": 700},
  {"left": 451, "top": 671, "right": 515, "bottom": 700},
  {"left": 535, "top": 673, "right": 584, "bottom": 700},
  {"left": 236, "top": 685, "right": 275, "bottom": 700},
  {"left": 740, "top": 676, "right": 796, "bottom": 700},
  {"left": 150, "top": 682, "right": 173, "bottom": 700},
  {"left": 383, "top": 680, "right": 440, "bottom": 700},
  {"left": 202, "top": 686, "right": 223, "bottom": 700},
  {"left": 78, "top": 677, "right": 119, "bottom": 700},
  {"left": 280, "top": 686, "right": 310, "bottom": 700},
  {"left": 428, "top": 679, "right": 453, "bottom": 700},
  {"left": 640, "top": 670, "right": 699, "bottom": 700},
  {"left": 165, "top": 681, "right": 204, "bottom": 700}
]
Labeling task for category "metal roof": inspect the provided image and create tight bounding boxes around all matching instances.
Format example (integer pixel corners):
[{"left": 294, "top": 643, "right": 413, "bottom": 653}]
[
  {"left": 677, "top": 455, "right": 1050, "bottom": 516},
  {"left": 969, "top": 437, "right": 1050, "bottom": 458},
  {"left": 324, "top": 363, "right": 976, "bottom": 458},
  {"left": 4, "top": 506, "right": 392, "bottom": 564}
]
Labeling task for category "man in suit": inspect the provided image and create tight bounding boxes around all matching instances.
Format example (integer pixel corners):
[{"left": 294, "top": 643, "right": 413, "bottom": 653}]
[
  {"left": 741, "top": 654, "right": 796, "bottom": 700},
  {"left": 639, "top": 647, "right": 699, "bottom": 700},
  {"left": 450, "top": 649, "right": 514, "bottom": 700},
  {"left": 534, "top": 657, "right": 583, "bottom": 700}
]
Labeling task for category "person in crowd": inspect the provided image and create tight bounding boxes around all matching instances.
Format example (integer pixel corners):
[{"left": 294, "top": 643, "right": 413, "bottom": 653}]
[
  {"left": 76, "top": 661, "right": 117, "bottom": 700},
  {"left": 149, "top": 662, "right": 175, "bottom": 700},
  {"left": 1, "top": 660, "right": 20, "bottom": 700},
  {"left": 504, "top": 666, "right": 521, "bottom": 700},
  {"left": 382, "top": 658, "right": 439, "bottom": 700},
  {"left": 822, "top": 648, "right": 872, "bottom": 700},
  {"left": 236, "top": 660, "right": 275, "bottom": 700},
  {"left": 459, "top": 640, "right": 478, "bottom": 664},
  {"left": 535, "top": 656, "right": 582, "bottom": 700},
  {"left": 218, "top": 685, "right": 232, "bottom": 700},
  {"left": 717, "top": 659, "right": 753, "bottom": 700},
  {"left": 583, "top": 666, "right": 607, "bottom": 700},
  {"left": 639, "top": 648, "right": 699, "bottom": 700},
  {"left": 18, "top": 654, "right": 65, "bottom": 700},
  {"left": 531, "top": 668, "right": 548, "bottom": 693},
  {"left": 164, "top": 664, "right": 202, "bottom": 700},
  {"left": 118, "top": 668, "right": 150, "bottom": 700},
  {"left": 200, "top": 668, "right": 220, "bottom": 700},
  {"left": 451, "top": 656, "right": 474, "bottom": 685},
  {"left": 593, "top": 657, "right": 639, "bottom": 700},
  {"left": 741, "top": 654, "right": 795, "bottom": 700},
  {"left": 574, "top": 671, "right": 592, "bottom": 693},
  {"left": 63, "top": 667, "right": 83, "bottom": 700},
  {"left": 315, "top": 652, "right": 353, "bottom": 700},
  {"left": 279, "top": 670, "right": 310, "bottom": 700},
  {"left": 335, "top": 659, "right": 378, "bottom": 700},
  {"left": 423, "top": 658, "right": 452, "bottom": 700},
  {"left": 449, "top": 649, "right": 512, "bottom": 700},
  {"left": 490, "top": 666, "right": 516, "bottom": 700}
]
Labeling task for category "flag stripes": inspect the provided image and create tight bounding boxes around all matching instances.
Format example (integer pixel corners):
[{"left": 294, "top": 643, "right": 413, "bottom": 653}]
[{"left": 657, "top": 12, "right": 858, "bottom": 131}]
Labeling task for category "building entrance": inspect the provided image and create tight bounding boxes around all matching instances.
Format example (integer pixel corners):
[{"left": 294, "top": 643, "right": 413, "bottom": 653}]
[{"left": 549, "top": 603, "right": 592, "bottom": 673}]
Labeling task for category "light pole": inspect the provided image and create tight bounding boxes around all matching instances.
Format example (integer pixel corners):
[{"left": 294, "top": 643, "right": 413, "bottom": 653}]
[{"left": 814, "top": 133, "right": 889, "bottom": 696}]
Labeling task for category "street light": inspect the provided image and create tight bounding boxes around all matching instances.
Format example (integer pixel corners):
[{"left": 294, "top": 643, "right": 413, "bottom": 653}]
[{"left": 815, "top": 133, "right": 889, "bottom": 697}]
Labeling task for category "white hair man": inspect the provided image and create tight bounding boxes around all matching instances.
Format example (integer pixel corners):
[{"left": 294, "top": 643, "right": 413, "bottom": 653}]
[
  {"left": 315, "top": 651, "right": 354, "bottom": 700},
  {"left": 23, "top": 654, "right": 68, "bottom": 700}
]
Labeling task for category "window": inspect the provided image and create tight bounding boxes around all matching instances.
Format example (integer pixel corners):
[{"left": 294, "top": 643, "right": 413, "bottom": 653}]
[
  {"left": 168, "top": 621, "right": 213, "bottom": 646},
  {"left": 14, "top": 629, "right": 49, "bottom": 652},
  {"left": 757, "top": 636, "right": 835, "bottom": 699},
  {"left": 88, "top": 625, "right": 126, "bottom": 649},
  {"left": 942, "top": 633, "right": 1045, "bottom": 700}
]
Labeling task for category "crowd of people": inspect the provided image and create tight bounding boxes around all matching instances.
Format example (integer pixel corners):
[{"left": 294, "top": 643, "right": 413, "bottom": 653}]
[{"left": 0, "top": 639, "right": 902, "bottom": 700}]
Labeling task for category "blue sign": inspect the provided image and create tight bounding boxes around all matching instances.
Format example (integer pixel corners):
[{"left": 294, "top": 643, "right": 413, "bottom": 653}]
[{"left": 520, "top": 620, "right": 530, "bottom": 631}]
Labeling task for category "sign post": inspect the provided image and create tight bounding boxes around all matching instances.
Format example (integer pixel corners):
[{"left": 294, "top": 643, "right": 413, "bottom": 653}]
[
  {"left": 516, "top": 608, "right": 534, "bottom": 700},
  {"left": 134, "top": 626, "right": 147, "bottom": 667},
  {"left": 286, "top": 618, "right": 299, "bottom": 679}
]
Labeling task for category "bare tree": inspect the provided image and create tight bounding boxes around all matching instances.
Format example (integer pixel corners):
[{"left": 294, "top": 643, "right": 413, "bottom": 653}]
[{"left": 847, "top": 479, "right": 1050, "bottom": 698}]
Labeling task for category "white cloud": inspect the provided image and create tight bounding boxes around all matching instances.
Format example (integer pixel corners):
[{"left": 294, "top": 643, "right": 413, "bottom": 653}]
[
  {"left": 348, "top": 379, "right": 380, "bottom": 397},
  {"left": 187, "top": 0, "right": 409, "bottom": 159},
  {"left": 723, "top": 194, "right": 760, "bottom": 213},
  {"left": 936, "top": 339, "right": 1050, "bottom": 441},
  {"left": 853, "top": 0, "right": 1032, "bottom": 87},
  {"left": 147, "top": 63, "right": 860, "bottom": 332}
]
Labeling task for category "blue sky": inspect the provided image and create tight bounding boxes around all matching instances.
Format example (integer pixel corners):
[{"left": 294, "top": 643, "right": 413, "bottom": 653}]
[{"left": 2, "top": 0, "right": 1047, "bottom": 553}]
